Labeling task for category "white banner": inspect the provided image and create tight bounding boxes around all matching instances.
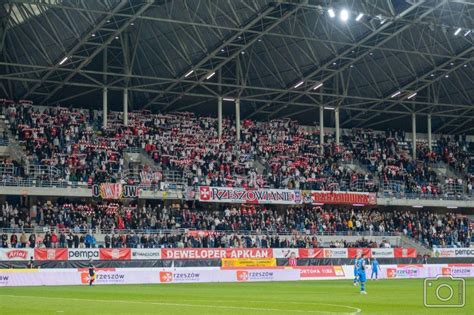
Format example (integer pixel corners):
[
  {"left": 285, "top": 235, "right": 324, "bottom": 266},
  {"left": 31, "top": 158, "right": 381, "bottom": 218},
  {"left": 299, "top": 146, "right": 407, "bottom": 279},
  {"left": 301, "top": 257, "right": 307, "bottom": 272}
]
[
  {"left": 2, "top": 265, "right": 474, "bottom": 286},
  {"left": 131, "top": 249, "right": 161, "bottom": 260},
  {"left": 0, "top": 248, "right": 34, "bottom": 261},
  {"left": 371, "top": 248, "right": 394, "bottom": 258},
  {"left": 0, "top": 267, "right": 300, "bottom": 286},
  {"left": 433, "top": 248, "right": 474, "bottom": 258},
  {"left": 67, "top": 249, "right": 100, "bottom": 261},
  {"left": 272, "top": 248, "right": 299, "bottom": 259},
  {"left": 322, "top": 248, "right": 348, "bottom": 258}
]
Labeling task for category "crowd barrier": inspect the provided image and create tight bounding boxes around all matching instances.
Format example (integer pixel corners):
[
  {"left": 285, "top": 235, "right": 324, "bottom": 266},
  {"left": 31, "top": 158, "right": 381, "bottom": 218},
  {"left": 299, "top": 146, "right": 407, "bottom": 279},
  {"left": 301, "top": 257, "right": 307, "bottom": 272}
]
[
  {"left": 0, "top": 247, "right": 417, "bottom": 261},
  {"left": 1, "top": 264, "right": 473, "bottom": 286}
]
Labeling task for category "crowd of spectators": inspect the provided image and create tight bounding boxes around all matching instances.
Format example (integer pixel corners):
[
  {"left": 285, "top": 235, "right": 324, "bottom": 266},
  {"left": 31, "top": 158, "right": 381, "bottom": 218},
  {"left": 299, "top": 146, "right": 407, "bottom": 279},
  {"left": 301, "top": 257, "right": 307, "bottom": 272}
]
[
  {"left": 0, "top": 201, "right": 471, "bottom": 249},
  {"left": 2, "top": 103, "right": 473, "bottom": 196},
  {"left": 6, "top": 104, "right": 126, "bottom": 184}
]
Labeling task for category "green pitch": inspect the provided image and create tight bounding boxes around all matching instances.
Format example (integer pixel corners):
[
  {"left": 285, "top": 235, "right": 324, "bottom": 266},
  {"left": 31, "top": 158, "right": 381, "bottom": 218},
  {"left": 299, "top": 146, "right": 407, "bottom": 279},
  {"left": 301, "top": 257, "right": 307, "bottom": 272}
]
[{"left": 0, "top": 279, "right": 472, "bottom": 314}]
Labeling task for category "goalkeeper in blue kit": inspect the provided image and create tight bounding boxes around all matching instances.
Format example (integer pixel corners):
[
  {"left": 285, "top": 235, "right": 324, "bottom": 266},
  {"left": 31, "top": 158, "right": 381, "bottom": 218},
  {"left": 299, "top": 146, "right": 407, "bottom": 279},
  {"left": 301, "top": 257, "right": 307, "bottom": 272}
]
[
  {"left": 357, "top": 254, "right": 367, "bottom": 294},
  {"left": 353, "top": 256, "right": 359, "bottom": 286},
  {"left": 371, "top": 258, "right": 381, "bottom": 280}
]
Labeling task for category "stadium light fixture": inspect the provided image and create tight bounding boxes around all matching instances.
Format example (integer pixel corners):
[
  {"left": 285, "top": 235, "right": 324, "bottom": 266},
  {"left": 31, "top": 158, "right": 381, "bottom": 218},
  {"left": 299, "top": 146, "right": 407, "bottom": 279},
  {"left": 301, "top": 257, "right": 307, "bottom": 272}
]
[
  {"left": 313, "top": 203, "right": 324, "bottom": 206},
  {"left": 340, "top": 9, "right": 349, "bottom": 22},
  {"left": 355, "top": 13, "right": 364, "bottom": 21},
  {"left": 412, "top": 205, "right": 423, "bottom": 208},
  {"left": 390, "top": 91, "right": 401, "bottom": 98},
  {"left": 185, "top": 70, "right": 193, "bottom": 78},
  {"left": 454, "top": 27, "right": 462, "bottom": 36},
  {"left": 464, "top": 30, "right": 471, "bottom": 36},
  {"left": 313, "top": 83, "right": 323, "bottom": 90},
  {"left": 59, "top": 56, "right": 68, "bottom": 65},
  {"left": 206, "top": 72, "right": 216, "bottom": 80},
  {"left": 445, "top": 74, "right": 449, "bottom": 78},
  {"left": 328, "top": 8, "right": 335, "bottom": 18},
  {"left": 324, "top": 106, "right": 335, "bottom": 110},
  {"left": 447, "top": 206, "right": 458, "bottom": 209},
  {"left": 407, "top": 92, "right": 417, "bottom": 100},
  {"left": 294, "top": 81, "right": 304, "bottom": 89},
  {"left": 223, "top": 98, "right": 235, "bottom": 102},
  {"left": 91, "top": 33, "right": 96, "bottom": 37},
  {"left": 353, "top": 204, "right": 365, "bottom": 207}
]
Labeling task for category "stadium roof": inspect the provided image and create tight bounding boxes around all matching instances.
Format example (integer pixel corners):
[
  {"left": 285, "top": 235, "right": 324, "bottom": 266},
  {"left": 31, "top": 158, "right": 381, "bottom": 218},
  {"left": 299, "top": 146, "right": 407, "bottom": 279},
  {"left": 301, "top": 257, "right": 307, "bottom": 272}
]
[{"left": 0, "top": 0, "right": 473, "bottom": 133}]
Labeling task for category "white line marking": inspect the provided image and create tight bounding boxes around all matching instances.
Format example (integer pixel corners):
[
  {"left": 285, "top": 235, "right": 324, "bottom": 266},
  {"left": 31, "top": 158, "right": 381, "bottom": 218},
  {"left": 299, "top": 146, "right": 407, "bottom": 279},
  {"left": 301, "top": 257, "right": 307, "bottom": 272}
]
[
  {"left": 184, "top": 298, "right": 361, "bottom": 314},
  {"left": 0, "top": 294, "right": 361, "bottom": 314}
]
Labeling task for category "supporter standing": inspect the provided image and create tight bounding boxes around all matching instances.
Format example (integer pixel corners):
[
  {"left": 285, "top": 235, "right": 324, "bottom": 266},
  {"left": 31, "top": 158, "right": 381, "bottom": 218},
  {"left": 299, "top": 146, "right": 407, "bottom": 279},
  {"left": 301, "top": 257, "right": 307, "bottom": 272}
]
[{"left": 20, "top": 232, "right": 27, "bottom": 248}]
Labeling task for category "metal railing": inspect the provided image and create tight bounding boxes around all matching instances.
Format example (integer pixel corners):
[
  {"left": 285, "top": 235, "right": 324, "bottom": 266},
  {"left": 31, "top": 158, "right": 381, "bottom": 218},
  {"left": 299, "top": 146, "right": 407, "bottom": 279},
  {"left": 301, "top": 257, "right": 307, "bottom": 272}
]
[
  {"left": 123, "top": 147, "right": 141, "bottom": 154},
  {"left": 27, "top": 164, "right": 61, "bottom": 178},
  {"left": 0, "top": 165, "right": 17, "bottom": 176},
  {"left": 0, "top": 227, "right": 403, "bottom": 237},
  {"left": 0, "top": 178, "right": 88, "bottom": 188}
]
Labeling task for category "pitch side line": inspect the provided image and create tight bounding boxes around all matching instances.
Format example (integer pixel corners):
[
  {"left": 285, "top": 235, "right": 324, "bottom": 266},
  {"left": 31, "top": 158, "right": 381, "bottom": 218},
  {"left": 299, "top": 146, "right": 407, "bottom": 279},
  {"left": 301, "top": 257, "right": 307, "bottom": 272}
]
[{"left": 0, "top": 294, "right": 361, "bottom": 314}]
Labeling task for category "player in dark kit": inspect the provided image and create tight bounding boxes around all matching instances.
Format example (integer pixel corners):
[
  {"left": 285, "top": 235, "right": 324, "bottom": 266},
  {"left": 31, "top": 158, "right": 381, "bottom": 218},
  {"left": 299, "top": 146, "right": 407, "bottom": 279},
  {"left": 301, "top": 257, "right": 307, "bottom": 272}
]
[{"left": 88, "top": 259, "right": 96, "bottom": 286}]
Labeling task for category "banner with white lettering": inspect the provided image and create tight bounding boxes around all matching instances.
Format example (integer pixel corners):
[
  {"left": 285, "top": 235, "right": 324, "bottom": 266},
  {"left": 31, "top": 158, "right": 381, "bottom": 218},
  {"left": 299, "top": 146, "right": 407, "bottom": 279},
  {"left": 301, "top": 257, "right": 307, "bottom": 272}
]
[
  {"left": 198, "top": 186, "right": 302, "bottom": 205},
  {"left": 92, "top": 184, "right": 140, "bottom": 199},
  {"left": 161, "top": 248, "right": 273, "bottom": 260}
]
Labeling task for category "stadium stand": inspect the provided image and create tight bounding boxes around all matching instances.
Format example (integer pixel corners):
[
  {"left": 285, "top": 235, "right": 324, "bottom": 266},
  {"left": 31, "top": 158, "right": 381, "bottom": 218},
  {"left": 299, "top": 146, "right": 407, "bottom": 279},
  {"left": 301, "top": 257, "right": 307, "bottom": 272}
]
[
  {"left": 1, "top": 1, "right": 473, "bottom": 313},
  {"left": 1, "top": 200, "right": 471, "bottom": 249}
]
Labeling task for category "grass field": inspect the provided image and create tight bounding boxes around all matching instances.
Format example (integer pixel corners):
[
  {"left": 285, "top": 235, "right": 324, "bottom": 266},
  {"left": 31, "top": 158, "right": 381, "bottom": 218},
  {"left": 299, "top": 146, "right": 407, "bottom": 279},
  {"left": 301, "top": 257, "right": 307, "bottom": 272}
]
[{"left": 0, "top": 279, "right": 472, "bottom": 314}]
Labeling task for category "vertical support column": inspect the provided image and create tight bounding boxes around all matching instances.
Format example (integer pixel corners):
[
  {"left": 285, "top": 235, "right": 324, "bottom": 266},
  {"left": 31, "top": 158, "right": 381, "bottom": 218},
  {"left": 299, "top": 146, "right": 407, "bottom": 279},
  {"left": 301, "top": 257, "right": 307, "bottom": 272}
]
[
  {"left": 412, "top": 112, "right": 416, "bottom": 159},
  {"left": 427, "top": 114, "right": 432, "bottom": 152},
  {"left": 123, "top": 88, "right": 128, "bottom": 126},
  {"left": 235, "top": 99, "right": 241, "bottom": 141},
  {"left": 335, "top": 107, "right": 340, "bottom": 146},
  {"left": 122, "top": 31, "right": 130, "bottom": 126},
  {"left": 218, "top": 97, "right": 223, "bottom": 139},
  {"left": 102, "top": 46, "right": 108, "bottom": 129},
  {"left": 102, "top": 87, "right": 108, "bottom": 129},
  {"left": 320, "top": 106, "right": 324, "bottom": 154}
]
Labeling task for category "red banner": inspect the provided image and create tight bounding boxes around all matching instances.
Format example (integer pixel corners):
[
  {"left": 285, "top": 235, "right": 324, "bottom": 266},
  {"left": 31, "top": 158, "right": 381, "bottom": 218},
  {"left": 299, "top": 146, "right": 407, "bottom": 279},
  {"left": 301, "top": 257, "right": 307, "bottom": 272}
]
[
  {"left": 348, "top": 248, "right": 372, "bottom": 258},
  {"left": 161, "top": 248, "right": 273, "bottom": 260},
  {"left": 297, "top": 266, "right": 346, "bottom": 278},
  {"left": 394, "top": 248, "right": 417, "bottom": 258},
  {"left": 99, "top": 248, "right": 131, "bottom": 260},
  {"left": 298, "top": 248, "right": 324, "bottom": 258},
  {"left": 310, "top": 191, "right": 376, "bottom": 205},
  {"left": 34, "top": 248, "right": 68, "bottom": 261}
]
